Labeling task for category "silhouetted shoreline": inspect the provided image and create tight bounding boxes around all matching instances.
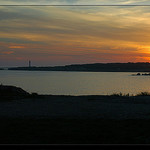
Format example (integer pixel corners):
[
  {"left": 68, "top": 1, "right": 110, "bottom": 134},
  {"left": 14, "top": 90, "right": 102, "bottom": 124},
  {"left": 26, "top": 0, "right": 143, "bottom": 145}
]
[
  {"left": 1, "top": 84, "right": 150, "bottom": 101},
  {"left": 1, "top": 85, "right": 150, "bottom": 120},
  {"left": 8, "top": 62, "right": 150, "bottom": 72},
  {"left": 1, "top": 85, "right": 150, "bottom": 144}
]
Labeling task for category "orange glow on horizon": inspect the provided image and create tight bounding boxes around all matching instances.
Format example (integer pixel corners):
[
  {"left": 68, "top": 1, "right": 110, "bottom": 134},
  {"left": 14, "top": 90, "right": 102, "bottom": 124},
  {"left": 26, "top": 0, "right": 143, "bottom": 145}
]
[{"left": 1, "top": 6, "right": 150, "bottom": 66}]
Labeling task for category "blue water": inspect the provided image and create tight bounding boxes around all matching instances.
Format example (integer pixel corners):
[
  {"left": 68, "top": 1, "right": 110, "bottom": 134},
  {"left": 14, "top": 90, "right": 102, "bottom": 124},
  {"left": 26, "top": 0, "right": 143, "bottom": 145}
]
[{"left": 0, "top": 70, "right": 150, "bottom": 95}]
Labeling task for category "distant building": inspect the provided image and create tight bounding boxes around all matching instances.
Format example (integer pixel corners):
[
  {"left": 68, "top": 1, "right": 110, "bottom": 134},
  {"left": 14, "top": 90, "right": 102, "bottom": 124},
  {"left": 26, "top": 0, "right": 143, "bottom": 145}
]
[{"left": 29, "top": 60, "right": 31, "bottom": 67}]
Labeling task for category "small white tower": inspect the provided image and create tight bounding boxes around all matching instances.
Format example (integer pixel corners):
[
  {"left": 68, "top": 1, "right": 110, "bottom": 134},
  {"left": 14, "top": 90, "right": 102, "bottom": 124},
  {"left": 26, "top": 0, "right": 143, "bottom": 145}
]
[{"left": 29, "top": 60, "right": 31, "bottom": 67}]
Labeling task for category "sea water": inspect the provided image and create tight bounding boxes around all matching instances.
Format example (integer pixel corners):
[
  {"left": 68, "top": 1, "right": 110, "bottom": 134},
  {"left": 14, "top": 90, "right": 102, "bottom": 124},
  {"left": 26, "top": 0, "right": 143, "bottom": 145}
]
[{"left": 0, "top": 70, "right": 150, "bottom": 95}]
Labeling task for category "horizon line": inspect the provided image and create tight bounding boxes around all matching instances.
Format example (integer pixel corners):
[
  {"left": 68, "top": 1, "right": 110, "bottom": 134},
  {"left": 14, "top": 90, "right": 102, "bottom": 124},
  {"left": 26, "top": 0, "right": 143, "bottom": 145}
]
[
  {"left": 1, "top": 5, "right": 150, "bottom": 7},
  {"left": 1, "top": 62, "right": 150, "bottom": 68}
]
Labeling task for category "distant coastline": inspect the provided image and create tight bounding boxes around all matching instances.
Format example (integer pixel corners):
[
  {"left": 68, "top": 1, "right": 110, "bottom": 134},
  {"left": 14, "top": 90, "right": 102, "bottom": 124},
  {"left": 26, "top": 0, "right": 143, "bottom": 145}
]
[{"left": 7, "top": 62, "right": 150, "bottom": 72}]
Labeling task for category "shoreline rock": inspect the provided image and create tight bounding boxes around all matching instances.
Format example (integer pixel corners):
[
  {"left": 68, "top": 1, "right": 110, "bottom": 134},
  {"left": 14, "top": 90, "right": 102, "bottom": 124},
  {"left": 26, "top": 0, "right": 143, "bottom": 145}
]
[{"left": 0, "top": 85, "right": 30, "bottom": 100}]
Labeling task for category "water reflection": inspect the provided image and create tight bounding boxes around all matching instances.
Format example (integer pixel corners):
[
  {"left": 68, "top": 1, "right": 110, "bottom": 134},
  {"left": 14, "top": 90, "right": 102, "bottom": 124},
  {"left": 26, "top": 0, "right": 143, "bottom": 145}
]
[{"left": 0, "top": 70, "right": 150, "bottom": 95}]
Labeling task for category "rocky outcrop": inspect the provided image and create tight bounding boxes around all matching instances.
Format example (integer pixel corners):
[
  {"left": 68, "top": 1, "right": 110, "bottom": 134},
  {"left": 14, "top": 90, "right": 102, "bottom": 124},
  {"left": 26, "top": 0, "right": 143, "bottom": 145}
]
[{"left": 0, "top": 85, "right": 30, "bottom": 100}]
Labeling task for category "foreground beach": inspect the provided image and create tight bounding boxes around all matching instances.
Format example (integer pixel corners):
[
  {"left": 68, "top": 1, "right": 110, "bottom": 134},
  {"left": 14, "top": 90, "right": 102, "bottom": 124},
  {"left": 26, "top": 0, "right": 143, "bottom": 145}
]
[
  {"left": 1, "top": 85, "right": 150, "bottom": 144},
  {"left": 1, "top": 95, "right": 150, "bottom": 120}
]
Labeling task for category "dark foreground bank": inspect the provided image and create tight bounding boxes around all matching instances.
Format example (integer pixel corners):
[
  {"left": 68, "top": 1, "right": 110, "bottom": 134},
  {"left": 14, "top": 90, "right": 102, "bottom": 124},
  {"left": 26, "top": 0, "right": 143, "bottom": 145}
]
[
  {"left": 1, "top": 85, "right": 150, "bottom": 144},
  {"left": 1, "top": 118, "right": 150, "bottom": 144}
]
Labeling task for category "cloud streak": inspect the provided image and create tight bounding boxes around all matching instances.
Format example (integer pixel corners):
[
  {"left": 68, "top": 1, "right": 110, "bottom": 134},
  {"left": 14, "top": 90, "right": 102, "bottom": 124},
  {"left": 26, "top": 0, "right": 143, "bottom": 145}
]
[
  {"left": 0, "top": 0, "right": 150, "bottom": 5},
  {"left": 1, "top": 4, "right": 150, "bottom": 66}
]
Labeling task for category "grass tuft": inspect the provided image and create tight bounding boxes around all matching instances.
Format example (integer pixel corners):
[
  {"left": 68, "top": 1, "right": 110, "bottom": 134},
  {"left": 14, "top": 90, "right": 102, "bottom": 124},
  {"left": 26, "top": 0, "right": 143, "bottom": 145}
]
[
  {"left": 111, "top": 92, "right": 150, "bottom": 97},
  {"left": 136, "top": 92, "right": 150, "bottom": 96},
  {"left": 110, "top": 92, "right": 130, "bottom": 97}
]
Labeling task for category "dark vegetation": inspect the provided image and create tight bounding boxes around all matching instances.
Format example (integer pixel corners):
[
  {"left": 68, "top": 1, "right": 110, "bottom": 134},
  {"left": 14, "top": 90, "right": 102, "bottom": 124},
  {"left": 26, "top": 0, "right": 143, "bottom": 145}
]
[
  {"left": 0, "top": 118, "right": 150, "bottom": 144},
  {"left": 136, "top": 92, "right": 150, "bottom": 96},
  {"left": 8, "top": 62, "right": 150, "bottom": 72},
  {"left": 111, "top": 92, "right": 150, "bottom": 97}
]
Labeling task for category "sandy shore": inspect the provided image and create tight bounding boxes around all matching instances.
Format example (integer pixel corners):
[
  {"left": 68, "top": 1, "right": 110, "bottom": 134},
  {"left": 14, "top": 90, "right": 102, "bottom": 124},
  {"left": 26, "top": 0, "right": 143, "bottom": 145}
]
[{"left": 1, "top": 95, "right": 150, "bottom": 119}]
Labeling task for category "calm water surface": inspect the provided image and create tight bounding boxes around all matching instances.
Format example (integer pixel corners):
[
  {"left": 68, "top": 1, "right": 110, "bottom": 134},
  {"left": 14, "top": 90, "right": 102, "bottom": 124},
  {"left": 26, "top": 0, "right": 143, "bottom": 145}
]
[{"left": 0, "top": 70, "right": 150, "bottom": 95}]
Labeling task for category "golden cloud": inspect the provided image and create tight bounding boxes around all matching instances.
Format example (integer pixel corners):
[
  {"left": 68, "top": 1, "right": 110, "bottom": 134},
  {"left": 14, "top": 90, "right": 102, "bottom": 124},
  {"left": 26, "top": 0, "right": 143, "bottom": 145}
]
[
  {"left": 9, "top": 46, "right": 25, "bottom": 49},
  {"left": 2, "top": 51, "right": 14, "bottom": 54},
  {"left": 1, "top": 6, "right": 150, "bottom": 64}
]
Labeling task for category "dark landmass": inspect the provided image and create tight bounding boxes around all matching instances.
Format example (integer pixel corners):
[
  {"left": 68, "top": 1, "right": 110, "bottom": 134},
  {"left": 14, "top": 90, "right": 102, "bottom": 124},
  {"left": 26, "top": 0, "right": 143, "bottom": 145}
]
[
  {"left": 1, "top": 85, "right": 150, "bottom": 144},
  {"left": 133, "top": 72, "right": 150, "bottom": 76},
  {"left": 0, "top": 68, "right": 4, "bottom": 70},
  {"left": 0, "top": 84, "right": 30, "bottom": 101},
  {"left": 0, "top": 118, "right": 150, "bottom": 144},
  {"left": 0, "top": 84, "right": 149, "bottom": 101},
  {"left": 8, "top": 62, "right": 150, "bottom": 72}
]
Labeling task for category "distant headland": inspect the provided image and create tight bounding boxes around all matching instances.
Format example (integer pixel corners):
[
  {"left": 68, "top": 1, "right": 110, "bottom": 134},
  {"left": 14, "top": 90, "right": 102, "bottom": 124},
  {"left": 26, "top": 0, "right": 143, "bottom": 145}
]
[{"left": 7, "top": 62, "right": 150, "bottom": 72}]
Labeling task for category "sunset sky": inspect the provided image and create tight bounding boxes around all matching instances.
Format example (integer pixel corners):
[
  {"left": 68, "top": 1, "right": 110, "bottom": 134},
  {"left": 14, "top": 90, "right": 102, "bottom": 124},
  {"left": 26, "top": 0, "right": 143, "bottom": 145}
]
[{"left": 1, "top": 0, "right": 150, "bottom": 67}]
